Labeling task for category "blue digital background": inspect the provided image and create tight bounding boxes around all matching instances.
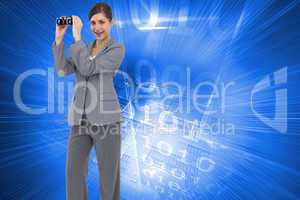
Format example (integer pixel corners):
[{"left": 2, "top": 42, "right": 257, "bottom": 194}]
[{"left": 0, "top": 0, "right": 299, "bottom": 199}]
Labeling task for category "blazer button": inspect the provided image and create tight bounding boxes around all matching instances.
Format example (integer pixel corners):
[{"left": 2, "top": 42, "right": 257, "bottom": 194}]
[{"left": 58, "top": 69, "right": 65, "bottom": 77}]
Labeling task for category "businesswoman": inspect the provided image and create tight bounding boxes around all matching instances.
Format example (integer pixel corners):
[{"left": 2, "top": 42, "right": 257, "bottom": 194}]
[{"left": 52, "top": 3, "right": 124, "bottom": 200}]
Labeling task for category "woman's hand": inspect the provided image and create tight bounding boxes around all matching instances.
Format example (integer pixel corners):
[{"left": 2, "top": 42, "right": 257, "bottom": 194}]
[
  {"left": 55, "top": 23, "right": 68, "bottom": 45},
  {"left": 72, "top": 16, "right": 83, "bottom": 42}
]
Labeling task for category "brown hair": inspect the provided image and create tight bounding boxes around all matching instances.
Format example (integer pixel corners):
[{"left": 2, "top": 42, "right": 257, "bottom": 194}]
[{"left": 88, "top": 2, "right": 112, "bottom": 21}]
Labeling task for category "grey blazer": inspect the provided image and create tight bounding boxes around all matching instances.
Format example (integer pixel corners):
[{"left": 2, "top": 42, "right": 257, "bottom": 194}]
[{"left": 52, "top": 39, "right": 125, "bottom": 126}]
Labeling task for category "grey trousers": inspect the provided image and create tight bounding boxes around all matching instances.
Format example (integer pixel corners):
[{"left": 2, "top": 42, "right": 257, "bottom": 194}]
[{"left": 66, "top": 118, "right": 121, "bottom": 200}]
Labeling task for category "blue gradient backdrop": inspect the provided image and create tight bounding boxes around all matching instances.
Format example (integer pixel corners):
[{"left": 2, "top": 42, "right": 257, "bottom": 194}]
[{"left": 0, "top": 0, "right": 299, "bottom": 199}]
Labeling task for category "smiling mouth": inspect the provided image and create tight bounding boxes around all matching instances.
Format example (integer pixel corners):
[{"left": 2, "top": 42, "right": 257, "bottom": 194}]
[{"left": 95, "top": 32, "right": 104, "bottom": 36}]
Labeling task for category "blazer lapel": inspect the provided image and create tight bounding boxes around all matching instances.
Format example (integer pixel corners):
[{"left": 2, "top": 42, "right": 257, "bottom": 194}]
[{"left": 89, "top": 39, "right": 114, "bottom": 58}]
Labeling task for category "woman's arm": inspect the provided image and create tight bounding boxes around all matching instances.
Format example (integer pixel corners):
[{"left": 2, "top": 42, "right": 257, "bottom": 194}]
[
  {"left": 70, "top": 40, "right": 125, "bottom": 77},
  {"left": 52, "top": 41, "right": 76, "bottom": 76},
  {"left": 52, "top": 22, "right": 75, "bottom": 77}
]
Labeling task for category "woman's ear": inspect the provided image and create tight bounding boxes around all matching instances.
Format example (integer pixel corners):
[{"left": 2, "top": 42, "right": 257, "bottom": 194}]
[{"left": 111, "top": 18, "right": 116, "bottom": 25}]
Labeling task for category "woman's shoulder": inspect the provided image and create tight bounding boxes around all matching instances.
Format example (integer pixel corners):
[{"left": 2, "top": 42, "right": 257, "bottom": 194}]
[
  {"left": 107, "top": 39, "right": 125, "bottom": 57},
  {"left": 110, "top": 39, "right": 125, "bottom": 49},
  {"left": 88, "top": 38, "right": 125, "bottom": 54}
]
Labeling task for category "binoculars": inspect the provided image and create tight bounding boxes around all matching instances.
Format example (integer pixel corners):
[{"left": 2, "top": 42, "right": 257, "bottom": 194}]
[{"left": 56, "top": 16, "right": 73, "bottom": 26}]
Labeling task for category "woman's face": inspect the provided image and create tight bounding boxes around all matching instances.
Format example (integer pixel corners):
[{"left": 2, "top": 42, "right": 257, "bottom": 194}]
[{"left": 90, "top": 13, "right": 112, "bottom": 41}]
